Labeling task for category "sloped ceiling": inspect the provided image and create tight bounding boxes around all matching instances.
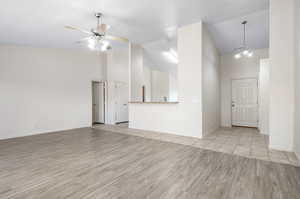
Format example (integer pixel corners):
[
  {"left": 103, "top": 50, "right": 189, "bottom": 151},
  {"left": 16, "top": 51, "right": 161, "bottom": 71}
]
[{"left": 0, "top": 0, "right": 269, "bottom": 72}]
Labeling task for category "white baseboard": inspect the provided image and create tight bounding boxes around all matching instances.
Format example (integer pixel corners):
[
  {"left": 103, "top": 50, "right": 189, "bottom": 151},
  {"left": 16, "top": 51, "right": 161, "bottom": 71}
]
[
  {"left": 259, "top": 131, "right": 269, "bottom": 135},
  {"left": 269, "top": 144, "right": 293, "bottom": 152},
  {"left": 220, "top": 125, "right": 232, "bottom": 128},
  {"left": 0, "top": 126, "right": 91, "bottom": 141}
]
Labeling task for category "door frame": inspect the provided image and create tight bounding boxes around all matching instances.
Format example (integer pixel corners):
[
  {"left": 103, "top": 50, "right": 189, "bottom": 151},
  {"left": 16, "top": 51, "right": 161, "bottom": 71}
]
[
  {"left": 230, "top": 77, "right": 259, "bottom": 128},
  {"left": 91, "top": 80, "right": 106, "bottom": 126}
]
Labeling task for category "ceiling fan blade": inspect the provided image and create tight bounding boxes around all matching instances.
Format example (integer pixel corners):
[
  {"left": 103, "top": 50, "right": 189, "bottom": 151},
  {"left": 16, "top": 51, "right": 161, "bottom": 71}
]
[
  {"left": 97, "top": 24, "right": 111, "bottom": 33},
  {"left": 64, "top": 26, "right": 92, "bottom": 35},
  {"left": 75, "top": 37, "right": 93, "bottom": 43},
  {"left": 105, "top": 35, "right": 129, "bottom": 42}
]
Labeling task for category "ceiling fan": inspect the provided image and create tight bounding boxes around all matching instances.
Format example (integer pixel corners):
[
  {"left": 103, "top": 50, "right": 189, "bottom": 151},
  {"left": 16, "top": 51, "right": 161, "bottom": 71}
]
[{"left": 65, "top": 13, "right": 129, "bottom": 51}]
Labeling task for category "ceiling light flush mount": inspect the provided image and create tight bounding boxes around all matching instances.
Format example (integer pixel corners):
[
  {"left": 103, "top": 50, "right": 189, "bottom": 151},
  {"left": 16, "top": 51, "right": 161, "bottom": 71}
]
[{"left": 234, "top": 21, "right": 253, "bottom": 59}]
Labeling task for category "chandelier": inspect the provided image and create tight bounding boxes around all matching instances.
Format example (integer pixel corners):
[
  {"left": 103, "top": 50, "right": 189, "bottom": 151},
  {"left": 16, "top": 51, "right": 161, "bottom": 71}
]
[{"left": 234, "top": 21, "right": 253, "bottom": 59}]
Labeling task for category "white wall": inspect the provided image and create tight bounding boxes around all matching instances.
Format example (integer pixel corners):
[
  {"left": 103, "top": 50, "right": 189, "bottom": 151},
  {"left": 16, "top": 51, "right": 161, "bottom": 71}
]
[
  {"left": 142, "top": 65, "right": 178, "bottom": 103},
  {"left": 130, "top": 44, "right": 143, "bottom": 102},
  {"left": 129, "top": 22, "right": 203, "bottom": 138},
  {"left": 269, "top": 0, "right": 296, "bottom": 151},
  {"left": 0, "top": 44, "right": 105, "bottom": 139},
  {"left": 151, "top": 70, "right": 170, "bottom": 102},
  {"left": 169, "top": 73, "right": 178, "bottom": 102},
  {"left": 294, "top": 0, "right": 300, "bottom": 157},
  {"left": 259, "top": 59, "right": 270, "bottom": 135},
  {"left": 220, "top": 48, "right": 269, "bottom": 127},
  {"left": 143, "top": 65, "right": 152, "bottom": 101},
  {"left": 107, "top": 49, "right": 129, "bottom": 84},
  {"left": 202, "top": 24, "right": 220, "bottom": 136}
]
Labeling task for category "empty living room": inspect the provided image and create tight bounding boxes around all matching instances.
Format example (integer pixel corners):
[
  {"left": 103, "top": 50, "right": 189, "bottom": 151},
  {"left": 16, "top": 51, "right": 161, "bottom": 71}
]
[{"left": 1, "top": 0, "right": 300, "bottom": 198}]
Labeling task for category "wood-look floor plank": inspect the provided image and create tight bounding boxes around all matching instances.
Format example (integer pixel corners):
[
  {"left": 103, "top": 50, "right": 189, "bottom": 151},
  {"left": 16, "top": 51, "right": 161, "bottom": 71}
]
[{"left": 0, "top": 127, "right": 300, "bottom": 199}]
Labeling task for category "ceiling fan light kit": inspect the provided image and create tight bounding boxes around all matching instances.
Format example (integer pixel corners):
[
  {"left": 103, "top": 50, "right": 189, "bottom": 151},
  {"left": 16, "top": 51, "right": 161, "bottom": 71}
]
[
  {"left": 234, "top": 21, "right": 253, "bottom": 59},
  {"left": 65, "top": 13, "right": 128, "bottom": 51},
  {"left": 163, "top": 48, "right": 178, "bottom": 64}
]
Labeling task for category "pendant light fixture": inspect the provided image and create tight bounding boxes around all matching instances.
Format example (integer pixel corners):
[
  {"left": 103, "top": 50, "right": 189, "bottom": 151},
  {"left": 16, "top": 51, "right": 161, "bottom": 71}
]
[{"left": 234, "top": 21, "right": 253, "bottom": 59}]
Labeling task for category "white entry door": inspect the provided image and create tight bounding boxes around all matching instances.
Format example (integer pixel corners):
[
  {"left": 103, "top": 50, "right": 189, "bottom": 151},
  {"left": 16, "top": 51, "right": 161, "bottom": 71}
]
[
  {"left": 115, "top": 83, "right": 129, "bottom": 123},
  {"left": 232, "top": 79, "right": 258, "bottom": 127},
  {"left": 92, "top": 82, "right": 105, "bottom": 124}
]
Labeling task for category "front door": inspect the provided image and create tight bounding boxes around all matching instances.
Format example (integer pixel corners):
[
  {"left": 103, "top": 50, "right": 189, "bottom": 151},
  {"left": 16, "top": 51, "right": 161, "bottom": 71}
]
[{"left": 232, "top": 78, "right": 258, "bottom": 127}]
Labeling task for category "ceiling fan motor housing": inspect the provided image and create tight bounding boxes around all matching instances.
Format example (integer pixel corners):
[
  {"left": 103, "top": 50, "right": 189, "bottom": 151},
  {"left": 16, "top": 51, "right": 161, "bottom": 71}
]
[{"left": 95, "top": 13, "right": 102, "bottom": 18}]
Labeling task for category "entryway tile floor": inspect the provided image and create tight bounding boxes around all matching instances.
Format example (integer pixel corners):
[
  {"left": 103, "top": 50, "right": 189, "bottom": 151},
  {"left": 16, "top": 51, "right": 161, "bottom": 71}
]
[
  {"left": 93, "top": 125, "right": 299, "bottom": 167},
  {"left": 195, "top": 127, "right": 299, "bottom": 166}
]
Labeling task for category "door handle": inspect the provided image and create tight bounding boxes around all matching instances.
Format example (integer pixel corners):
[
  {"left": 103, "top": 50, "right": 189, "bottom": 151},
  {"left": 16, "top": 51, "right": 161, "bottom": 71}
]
[{"left": 231, "top": 102, "right": 235, "bottom": 107}]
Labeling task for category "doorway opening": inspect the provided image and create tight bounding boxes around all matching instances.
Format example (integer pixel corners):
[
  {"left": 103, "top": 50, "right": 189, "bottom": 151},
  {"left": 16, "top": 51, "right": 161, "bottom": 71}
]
[
  {"left": 92, "top": 80, "right": 129, "bottom": 127},
  {"left": 200, "top": 57, "right": 271, "bottom": 158},
  {"left": 92, "top": 81, "right": 105, "bottom": 126}
]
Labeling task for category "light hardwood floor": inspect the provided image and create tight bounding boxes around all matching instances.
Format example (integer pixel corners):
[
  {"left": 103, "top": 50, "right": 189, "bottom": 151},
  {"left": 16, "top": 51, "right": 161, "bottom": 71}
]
[{"left": 1, "top": 127, "right": 300, "bottom": 199}]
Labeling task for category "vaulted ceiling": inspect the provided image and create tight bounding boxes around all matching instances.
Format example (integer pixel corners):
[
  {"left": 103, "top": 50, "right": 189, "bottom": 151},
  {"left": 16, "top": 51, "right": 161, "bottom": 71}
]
[
  {"left": 0, "top": 0, "right": 268, "bottom": 47},
  {"left": 0, "top": 0, "right": 269, "bottom": 71},
  {"left": 208, "top": 9, "right": 269, "bottom": 54}
]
